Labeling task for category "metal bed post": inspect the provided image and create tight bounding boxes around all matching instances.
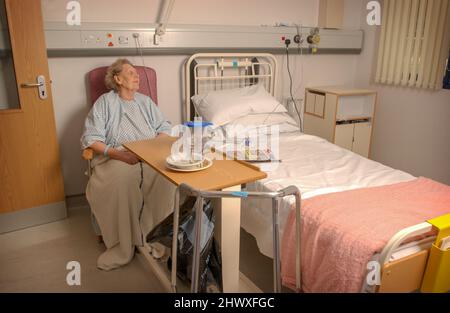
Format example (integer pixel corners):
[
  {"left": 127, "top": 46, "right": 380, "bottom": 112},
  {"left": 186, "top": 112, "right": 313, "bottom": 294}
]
[
  {"left": 272, "top": 197, "right": 281, "bottom": 292},
  {"left": 170, "top": 187, "right": 181, "bottom": 293},
  {"left": 170, "top": 183, "right": 301, "bottom": 293},
  {"left": 294, "top": 188, "right": 301, "bottom": 291},
  {"left": 171, "top": 184, "right": 198, "bottom": 292},
  {"left": 191, "top": 195, "right": 204, "bottom": 292}
]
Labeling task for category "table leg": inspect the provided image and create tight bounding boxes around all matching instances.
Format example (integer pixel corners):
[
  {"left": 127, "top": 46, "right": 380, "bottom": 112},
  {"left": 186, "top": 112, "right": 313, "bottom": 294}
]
[{"left": 214, "top": 184, "right": 241, "bottom": 293}]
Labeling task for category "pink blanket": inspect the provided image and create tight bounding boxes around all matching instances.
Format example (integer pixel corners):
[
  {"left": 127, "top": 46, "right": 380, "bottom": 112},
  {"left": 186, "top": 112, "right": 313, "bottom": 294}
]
[{"left": 281, "top": 177, "right": 450, "bottom": 293}]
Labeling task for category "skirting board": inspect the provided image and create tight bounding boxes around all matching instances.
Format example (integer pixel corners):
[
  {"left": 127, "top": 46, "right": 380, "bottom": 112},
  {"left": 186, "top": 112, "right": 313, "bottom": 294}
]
[
  {"left": 0, "top": 201, "right": 67, "bottom": 234},
  {"left": 65, "top": 194, "right": 88, "bottom": 209}
]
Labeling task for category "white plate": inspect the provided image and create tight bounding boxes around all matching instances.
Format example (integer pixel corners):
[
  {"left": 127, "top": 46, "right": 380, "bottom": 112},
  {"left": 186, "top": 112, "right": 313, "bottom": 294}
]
[
  {"left": 166, "top": 157, "right": 213, "bottom": 172},
  {"left": 166, "top": 154, "right": 204, "bottom": 169}
]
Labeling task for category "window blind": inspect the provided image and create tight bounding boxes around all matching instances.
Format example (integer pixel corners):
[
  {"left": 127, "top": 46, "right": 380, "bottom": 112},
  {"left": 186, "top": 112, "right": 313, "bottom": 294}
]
[{"left": 375, "top": 0, "right": 450, "bottom": 90}]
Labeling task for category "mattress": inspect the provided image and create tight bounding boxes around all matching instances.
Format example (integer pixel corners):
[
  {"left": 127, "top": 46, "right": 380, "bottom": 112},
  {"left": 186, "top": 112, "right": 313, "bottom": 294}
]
[{"left": 239, "top": 132, "right": 415, "bottom": 258}]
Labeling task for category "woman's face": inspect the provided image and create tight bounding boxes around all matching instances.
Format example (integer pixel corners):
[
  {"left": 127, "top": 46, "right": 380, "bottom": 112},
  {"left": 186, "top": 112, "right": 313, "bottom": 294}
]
[{"left": 115, "top": 64, "right": 140, "bottom": 92}]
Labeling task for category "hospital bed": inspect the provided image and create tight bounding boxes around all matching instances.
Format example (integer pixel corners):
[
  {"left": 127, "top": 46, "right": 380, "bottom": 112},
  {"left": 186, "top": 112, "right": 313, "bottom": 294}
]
[{"left": 184, "top": 53, "right": 450, "bottom": 293}]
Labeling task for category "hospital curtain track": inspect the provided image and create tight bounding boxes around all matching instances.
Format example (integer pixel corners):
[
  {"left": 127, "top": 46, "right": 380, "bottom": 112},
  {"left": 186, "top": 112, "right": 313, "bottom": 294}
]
[{"left": 375, "top": 0, "right": 450, "bottom": 90}]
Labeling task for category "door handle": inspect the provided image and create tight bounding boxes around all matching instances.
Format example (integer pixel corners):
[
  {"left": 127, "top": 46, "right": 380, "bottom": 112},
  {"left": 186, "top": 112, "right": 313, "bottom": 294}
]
[
  {"left": 20, "top": 75, "right": 48, "bottom": 100},
  {"left": 21, "top": 82, "right": 44, "bottom": 88}
]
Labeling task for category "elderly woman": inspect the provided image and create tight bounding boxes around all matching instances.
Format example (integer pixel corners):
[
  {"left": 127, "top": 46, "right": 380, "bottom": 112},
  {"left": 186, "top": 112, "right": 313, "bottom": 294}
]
[{"left": 81, "top": 59, "right": 174, "bottom": 270}]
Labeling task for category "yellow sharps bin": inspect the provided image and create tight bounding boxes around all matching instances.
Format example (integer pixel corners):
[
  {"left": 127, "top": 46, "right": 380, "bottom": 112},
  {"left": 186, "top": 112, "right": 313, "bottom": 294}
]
[{"left": 421, "top": 213, "right": 450, "bottom": 293}]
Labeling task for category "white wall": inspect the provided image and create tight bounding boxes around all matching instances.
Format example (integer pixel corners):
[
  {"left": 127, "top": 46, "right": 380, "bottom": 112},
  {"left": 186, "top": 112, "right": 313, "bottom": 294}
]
[
  {"left": 354, "top": 0, "right": 450, "bottom": 185},
  {"left": 42, "top": 0, "right": 318, "bottom": 25},
  {"left": 43, "top": 0, "right": 363, "bottom": 196}
]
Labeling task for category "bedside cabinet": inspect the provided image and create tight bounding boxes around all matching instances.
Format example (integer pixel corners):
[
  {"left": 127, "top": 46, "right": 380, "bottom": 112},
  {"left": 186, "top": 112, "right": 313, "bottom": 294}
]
[{"left": 303, "top": 86, "right": 377, "bottom": 158}]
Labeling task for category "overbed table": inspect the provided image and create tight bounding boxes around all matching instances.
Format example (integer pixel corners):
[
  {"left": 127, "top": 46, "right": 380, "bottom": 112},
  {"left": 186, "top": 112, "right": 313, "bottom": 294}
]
[{"left": 124, "top": 135, "right": 267, "bottom": 292}]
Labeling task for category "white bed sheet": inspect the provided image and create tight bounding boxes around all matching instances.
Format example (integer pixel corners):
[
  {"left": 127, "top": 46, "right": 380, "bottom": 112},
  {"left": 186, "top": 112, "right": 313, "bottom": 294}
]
[{"left": 240, "top": 132, "right": 416, "bottom": 258}]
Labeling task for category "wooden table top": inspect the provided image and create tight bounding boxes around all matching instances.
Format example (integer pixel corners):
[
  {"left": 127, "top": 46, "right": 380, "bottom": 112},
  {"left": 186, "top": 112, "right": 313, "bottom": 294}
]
[{"left": 124, "top": 136, "right": 267, "bottom": 191}]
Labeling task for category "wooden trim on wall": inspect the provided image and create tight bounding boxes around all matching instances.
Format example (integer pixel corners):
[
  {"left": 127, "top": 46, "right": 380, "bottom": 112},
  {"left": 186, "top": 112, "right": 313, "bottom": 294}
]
[
  {"left": 367, "top": 92, "right": 378, "bottom": 159},
  {"left": 332, "top": 95, "right": 338, "bottom": 143}
]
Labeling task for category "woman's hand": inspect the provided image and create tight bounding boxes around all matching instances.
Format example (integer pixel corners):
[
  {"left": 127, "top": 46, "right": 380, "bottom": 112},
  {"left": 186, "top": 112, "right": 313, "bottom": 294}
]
[
  {"left": 87, "top": 142, "right": 140, "bottom": 165},
  {"left": 108, "top": 149, "right": 140, "bottom": 165},
  {"left": 156, "top": 132, "right": 169, "bottom": 138}
]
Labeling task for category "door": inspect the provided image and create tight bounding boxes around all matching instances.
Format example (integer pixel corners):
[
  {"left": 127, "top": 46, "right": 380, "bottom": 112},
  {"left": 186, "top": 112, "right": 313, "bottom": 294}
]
[
  {"left": 352, "top": 122, "right": 372, "bottom": 158},
  {"left": 0, "top": 0, "right": 65, "bottom": 232},
  {"left": 305, "top": 91, "right": 315, "bottom": 114},
  {"left": 334, "top": 123, "right": 354, "bottom": 151},
  {"left": 305, "top": 91, "right": 326, "bottom": 118},
  {"left": 314, "top": 93, "right": 325, "bottom": 117}
]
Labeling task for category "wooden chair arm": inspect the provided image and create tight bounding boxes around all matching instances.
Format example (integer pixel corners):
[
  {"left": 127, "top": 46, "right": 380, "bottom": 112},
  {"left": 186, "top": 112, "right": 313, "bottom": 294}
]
[{"left": 82, "top": 148, "right": 94, "bottom": 160}]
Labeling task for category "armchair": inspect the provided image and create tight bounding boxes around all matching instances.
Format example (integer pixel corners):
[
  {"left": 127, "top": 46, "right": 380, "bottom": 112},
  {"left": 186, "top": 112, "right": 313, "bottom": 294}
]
[{"left": 83, "top": 65, "right": 159, "bottom": 237}]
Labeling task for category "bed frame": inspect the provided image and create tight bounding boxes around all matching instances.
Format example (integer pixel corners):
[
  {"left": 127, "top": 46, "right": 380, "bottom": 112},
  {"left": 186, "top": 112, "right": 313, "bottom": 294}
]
[
  {"left": 184, "top": 53, "right": 277, "bottom": 122},
  {"left": 180, "top": 53, "right": 449, "bottom": 293}
]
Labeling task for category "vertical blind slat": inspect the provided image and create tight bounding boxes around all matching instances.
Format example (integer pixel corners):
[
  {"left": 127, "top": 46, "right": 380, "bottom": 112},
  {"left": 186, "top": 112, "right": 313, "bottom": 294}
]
[
  {"left": 381, "top": 0, "right": 396, "bottom": 83},
  {"left": 408, "top": 0, "right": 428, "bottom": 87},
  {"left": 401, "top": 0, "right": 420, "bottom": 86},
  {"left": 375, "top": 0, "right": 391, "bottom": 83},
  {"left": 417, "top": 0, "right": 437, "bottom": 87},
  {"left": 387, "top": 0, "right": 405, "bottom": 84},
  {"left": 422, "top": 0, "right": 442, "bottom": 88},
  {"left": 394, "top": 0, "right": 412, "bottom": 84},
  {"left": 436, "top": 0, "right": 450, "bottom": 89},
  {"left": 429, "top": 0, "right": 449, "bottom": 89}
]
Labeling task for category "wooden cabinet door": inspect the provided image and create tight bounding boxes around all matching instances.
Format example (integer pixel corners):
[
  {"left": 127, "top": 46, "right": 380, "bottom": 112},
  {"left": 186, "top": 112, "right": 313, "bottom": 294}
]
[
  {"left": 314, "top": 94, "right": 325, "bottom": 117},
  {"left": 352, "top": 122, "right": 372, "bottom": 158},
  {"left": 334, "top": 124, "right": 354, "bottom": 151},
  {"left": 0, "top": 0, "right": 65, "bottom": 232},
  {"left": 305, "top": 91, "right": 315, "bottom": 114}
]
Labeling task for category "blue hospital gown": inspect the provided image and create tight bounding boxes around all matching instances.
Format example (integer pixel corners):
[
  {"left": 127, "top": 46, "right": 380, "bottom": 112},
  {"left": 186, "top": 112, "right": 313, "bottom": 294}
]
[{"left": 81, "top": 90, "right": 172, "bottom": 151}]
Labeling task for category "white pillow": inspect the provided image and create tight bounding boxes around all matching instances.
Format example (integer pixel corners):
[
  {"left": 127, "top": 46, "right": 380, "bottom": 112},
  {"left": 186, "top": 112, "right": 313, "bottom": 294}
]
[
  {"left": 224, "top": 113, "right": 300, "bottom": 135},
  {"left": 246, "top": 84, "right": 287, "bottom": 114},
  {"left": 191, "top": 84, "right": 286, "bottom": 126}
]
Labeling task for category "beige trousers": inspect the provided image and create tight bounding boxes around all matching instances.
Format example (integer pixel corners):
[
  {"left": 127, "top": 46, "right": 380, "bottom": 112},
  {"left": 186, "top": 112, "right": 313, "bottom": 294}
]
[{"left": 86, "top": 158, "right": 176, "bottom": 270}]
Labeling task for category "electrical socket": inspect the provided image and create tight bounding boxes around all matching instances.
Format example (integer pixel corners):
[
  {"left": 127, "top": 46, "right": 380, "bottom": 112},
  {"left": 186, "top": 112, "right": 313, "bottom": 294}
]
[{"left": 294, "top": 34, "right": 303, "bottom": 44}]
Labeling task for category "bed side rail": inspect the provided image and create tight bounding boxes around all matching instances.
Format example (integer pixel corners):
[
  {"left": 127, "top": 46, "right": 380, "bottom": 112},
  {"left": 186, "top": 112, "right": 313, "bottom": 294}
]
[{"left": 377, "top": 213, "right": 450, "bottom": 293}]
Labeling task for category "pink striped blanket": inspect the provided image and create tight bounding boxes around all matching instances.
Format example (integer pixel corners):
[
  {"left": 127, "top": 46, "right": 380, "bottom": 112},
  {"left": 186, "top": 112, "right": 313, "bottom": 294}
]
[{"left": 281, "top": 177, "right": 450, "bottom": 292}]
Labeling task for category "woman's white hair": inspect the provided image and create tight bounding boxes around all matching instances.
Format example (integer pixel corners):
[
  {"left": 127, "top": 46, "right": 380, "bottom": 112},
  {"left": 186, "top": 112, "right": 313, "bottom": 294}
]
[{"left": 104, "top": 58, "right": 134, "bottom": 91}]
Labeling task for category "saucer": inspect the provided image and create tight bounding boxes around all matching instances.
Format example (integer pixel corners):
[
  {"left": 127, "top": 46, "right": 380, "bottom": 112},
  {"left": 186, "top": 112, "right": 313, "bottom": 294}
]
[
  {"left": 166, "top": 154, "right": 204, "bottom": 169},
  {"left": 166, "top": 157, "right": 213, "bottom": 172}
]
